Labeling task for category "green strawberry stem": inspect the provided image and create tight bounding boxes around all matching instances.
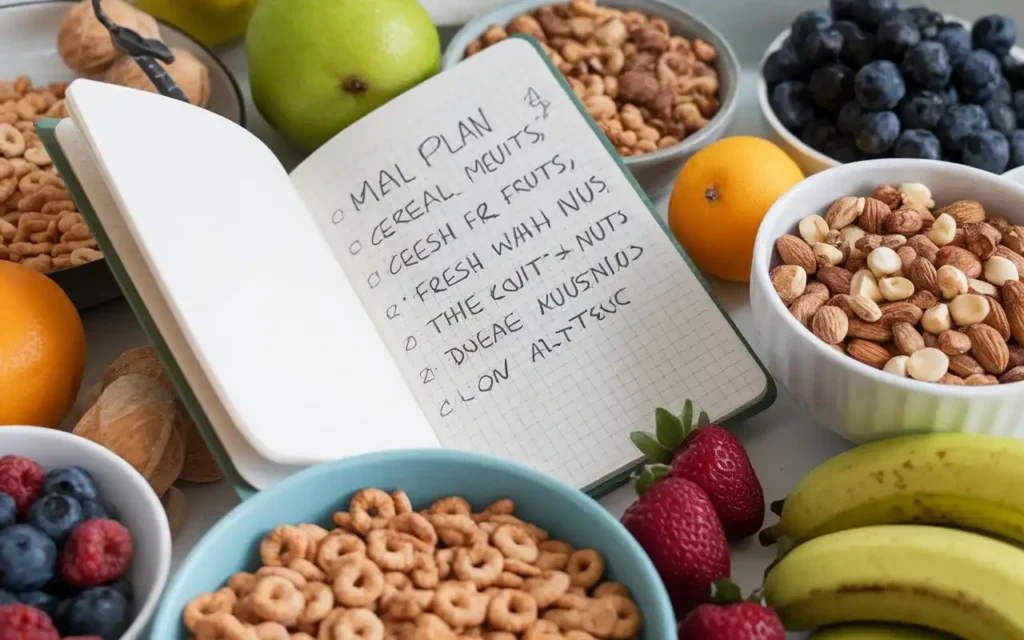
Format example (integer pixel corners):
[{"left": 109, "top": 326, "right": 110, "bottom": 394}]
[
  {"left": 709, "top": 578, "right": 744, "bottom": 605},
  {"left": 631, "top": 398, "right": 714, "bottom": 464},
  {"left": 633, "top": 464, "right": 670, "bottom": 496}
]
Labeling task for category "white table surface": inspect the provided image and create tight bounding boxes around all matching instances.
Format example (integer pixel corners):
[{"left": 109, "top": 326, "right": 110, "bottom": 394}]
[{"left": 8, "top": 0, "right": 1024, "bottom": 632}]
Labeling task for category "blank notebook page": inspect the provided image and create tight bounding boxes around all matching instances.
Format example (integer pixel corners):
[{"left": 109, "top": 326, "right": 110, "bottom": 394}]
[{"left": 290, "top": 38, "right": 768, "bottom": 489}]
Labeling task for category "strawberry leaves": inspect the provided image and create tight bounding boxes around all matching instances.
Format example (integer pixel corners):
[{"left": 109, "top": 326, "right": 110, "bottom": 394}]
[
  {"left": 633, "top": 463, "right": 670, "bottom": 495},
  {"left": 655, "top": 408, "right": 685, "bottom": 450},
  {"left": 630, "top": 399, "right": 715, "bottom": 496},
  {"left": 629, "top": 432, "right": 672, "bottom": 464}
]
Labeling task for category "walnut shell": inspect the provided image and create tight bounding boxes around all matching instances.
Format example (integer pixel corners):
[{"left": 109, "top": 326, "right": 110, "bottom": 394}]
[
  {"left": 102, "top": 48, "right": 210, "bottom": 107},
  {"left": 57, "top": 0, "right": 161, "bottom": 75}
]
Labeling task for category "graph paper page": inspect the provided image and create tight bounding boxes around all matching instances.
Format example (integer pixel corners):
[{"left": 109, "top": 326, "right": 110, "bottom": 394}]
[{"left": 290, "top": 38, "right": 768, "bottom": 489}]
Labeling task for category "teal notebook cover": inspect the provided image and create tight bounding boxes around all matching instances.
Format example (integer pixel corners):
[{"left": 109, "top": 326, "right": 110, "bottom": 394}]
[{"left": 36, "top": 36, "right": 775, "bottom": 501}]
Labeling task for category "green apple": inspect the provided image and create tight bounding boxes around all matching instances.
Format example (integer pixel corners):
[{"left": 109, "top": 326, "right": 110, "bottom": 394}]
[{"left": 246, "top": 0, "right": 440, "bottom": 151}]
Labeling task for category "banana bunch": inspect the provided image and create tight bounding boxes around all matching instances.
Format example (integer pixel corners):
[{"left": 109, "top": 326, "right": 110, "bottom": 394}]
[{"left": 761, "top": 433, "right": 1024, "bottom": 639}]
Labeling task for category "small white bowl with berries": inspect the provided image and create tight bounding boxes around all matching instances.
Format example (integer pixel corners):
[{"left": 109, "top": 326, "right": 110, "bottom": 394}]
[{"left": 0, "top": 426, "right": 171, "bottom": 639}]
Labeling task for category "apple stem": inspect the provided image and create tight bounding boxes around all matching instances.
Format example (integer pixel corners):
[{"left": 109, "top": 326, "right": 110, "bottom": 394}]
[{"left": 342, "top": 76, "right": 369, "bottom": 95}]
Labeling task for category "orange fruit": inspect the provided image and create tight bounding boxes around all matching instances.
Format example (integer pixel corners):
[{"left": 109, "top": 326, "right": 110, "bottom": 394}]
[
  {"left": 0, "top": 261, "right": 86, "bottom": 428},
  {"left": 669, "top": 136, "right": 804, "bottom": 283}
]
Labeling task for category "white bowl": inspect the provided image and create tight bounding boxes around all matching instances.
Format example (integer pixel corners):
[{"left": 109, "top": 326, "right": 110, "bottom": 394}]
[
  {"left": 751, "top": 159, "right": 1024, "bottom": 443},
  {"left": 756, "top": 18, "right": 1024, "bottom": 176},
  {"left": 0, "top": 426, "right": 171, "bottom": 639}
]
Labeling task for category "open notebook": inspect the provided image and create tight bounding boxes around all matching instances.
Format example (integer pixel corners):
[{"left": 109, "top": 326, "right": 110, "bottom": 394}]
[{"left": 39, "top": 37, "right": 774, "bottom": 497}]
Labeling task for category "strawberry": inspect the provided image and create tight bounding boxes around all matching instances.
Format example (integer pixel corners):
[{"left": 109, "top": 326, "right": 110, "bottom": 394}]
[
  {"left": 620, "top": 476, "right": 730, "bottom": 615},
  {"left": 629, "top": 400, "right": 765, "bottom": 541},
  {"left": 677, "top": 579, "right": 785, "bottom": 640}
]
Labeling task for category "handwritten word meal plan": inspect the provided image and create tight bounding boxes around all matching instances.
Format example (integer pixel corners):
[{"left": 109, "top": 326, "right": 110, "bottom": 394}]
[{"left": 291, "top": 40, "right": 765, "bottom": 486}]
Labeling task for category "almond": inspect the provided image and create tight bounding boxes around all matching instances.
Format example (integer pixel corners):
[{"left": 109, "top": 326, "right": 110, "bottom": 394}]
[
  {"left": 907, "top": 257, "right": 940, "bottom": 296},
  {"left": 770, "top": 265, "right": 807, "bottom": 305},
  {"left": 845, "top": 247, "right": 867, "bottom": 273},
  {"left": 847, "top": 339, "right": 892, "bottom": 369},
  {"left": 855, "top": 234, "right": 883, "bottom": 252},
  {"left": 897, "top": 246, "right": 917, "bottom": 271},
  {"left": 907, "top": 234, "right": 939, "bottom": 264},
  {"left": 873, "top": 184, "right": 903, "bottom": 210},
  {"left": 826, "top": 196, "right": 866, "bottom": 229},
  {"left": 1006, "top": 297, "right": 1024, "bottom": 344},
  {"left": 858, "top": 198, "right": 891, "bottom": 234},
  {"left": 1003, "top": 229, "right": 1024, "bottom": 255},
  {"left": 849, "top": 295, "right": 882, "bottom": 322},
  {"left": 847, "top": 318, "right": 893, "bottom": 341},
  {"left": 1003, "top": 279, "right": 1024, "bottom": 307},
  {"left": 818, "top": 265, "right": 853, "bottom": 295},
  {"left": 936, "top": 246, "right": 982, "bottom": 278},
  {"left": 963, "top": 222, "right": 1002, "bottom": 259},
  {"left": 825, "top": 294, "right": 856, "bottom": 317},
  {"left": 939, "top": 372, "right": 965, "bottom": 385},
  {"left": 965, "top": 373, "right": 1000, "bottom": 386},
  {"left": 994, "top": 245, "right": 1024, "bottom": 279},
  {"left": 937, "top": 329, "right": 971, "bottom": 355},
  {"left": 886, "top": 208, "right": 923, "bottom": 235},
  {"left": 967, "top": 324, "right": 1010, "bottom": 374},
  {"left": 812, "top": 306, "right": 849, "bottom": 344},
  {"left": 983, "top": 296, "right": 1012, "bottom": 341},
  {"left": 1000, "top": 366, "right": 1024, "bottom": 384},
  {"left": 789, "top": 294, "right": 825, "bottom": 326},
  {"left": 950, "top": 228, "right": 966, "bottom": 247},
  {"left": 923, "top": 332, "right": 940, "bottom": 349},
  {"left": 1009, "top": 344, "right": 1024, "bottom": 369},
  {"left": 804, "top": 281, "right": 831, "bottom": 302},
  {"left": 906, "top": 290, "right": 938, "bottom": 310},
  {"left": 949, "top": 353, "right": 985, "bottom": 377},
  {"left": 878, "top": 301, "right": 923, "bottom": 327},
  {"left": 989, "top": 215, "right": 1015, "bottom": 235},
  {"left": 882, "top": 234, "right": 908, "bottom": 249},
  {"left": 935, "top": 200, "right": 986, "bottom": 225},
  {"left": 893, "top": 322, "right": 926, "bottom": 355},
  {"left": 777, "top": 234, "right": 817, "bottom": 274}
]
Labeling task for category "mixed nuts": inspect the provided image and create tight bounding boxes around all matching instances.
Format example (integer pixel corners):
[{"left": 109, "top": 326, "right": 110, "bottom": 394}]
[{"left": 771, "top": 183, "right": 1024, "bottom": 385}]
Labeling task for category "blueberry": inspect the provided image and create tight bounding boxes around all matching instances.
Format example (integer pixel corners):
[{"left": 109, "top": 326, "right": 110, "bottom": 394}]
[
  {"left": 907, "top": 6, "right": 944, "bottom": 40},
  {"left": 823, "top": 135, "right": 861, "bottom": 162},
  {"left": 851, "top": 0, "right": 900, "bottom": 31},
  {"left": 802, "top": 118, "right": 838, "bottom": 150},
  {"left": 958, "top": 50, "right": 1003, "bottom": 93},
  {"left": 770, "top": 81, "right": 815, "bottom": 131},
  {"left": 0, "top": 494, "right": 14, "bottom": 529},
  {"left": 1013, "top": 90, "right": 1024, "bottom": 123},
  {"left": 875, "top": 19, "right": 921, "bottom": 60},
  {"left": 0, "top": 588, "right": 16, "bottom": 605},
  {"left": 973, "top": 15, "right": 1017, "bottom": 57},
  {"left": 985, "top": 101, "right": 1018, "bottom": 136},
  {"left": 764, "top": 43, "right": 807, "bottom": 86},
  {"left": 0, "top": 524, "right": 56, "bottom": 591},
  {"left": 791, "top": 9, "right": 832, "bottom": 48},
  {"left": 894, "top": 129, "right": 942, "bottom": 159},
  {"left": 27, "top": 494, "right": 83, "bottom": 543},
  {"left": 962, "top": 81, "right": 1001, "bottom": 106},
  {"left": 1009, "top": 130, "right": 1024, "bottom": 169},
  {"left": 933, "top": 23, "right": 972, "bottom": 66},
  {"left": 857, "top": 111, "right": 902, "bottom": 155},
  {"left": 809, "top": 63, "right": 855, "bottom": 110},
  {"left": 79, "top": 498, "right": 118, "bottom": 522},
  {"left": 936, "top": 103, "right": 990, "bottom": 152},
  {"left": 963, "top": 130, "right": 1011, "bottom": 173},
  {"left": 55, "top": 586, "right": 130, "bottom": 640},
  {"left": 834, "top": 21, "right": 875, "bottom": 69},
  {"left": 944, "top": 85, "right": 960, "bottom": 106},
  {"left": 837, "top": 100, "right": 865, "bottom": 134},
  {"left": 992, "top": 77, "right": 1014, "bottom": 105},
  {"left": 902, "top": 41, "right": 952, "bottom": 90},
  {"left": 830, "top": 0, "right": 855, "bottom": 21},
  {"left": 19, "top": 590, "right": 58, "bottom": 617},
  {"left": 42, "top": 467, "right": 99, "bottom": 504},
  {"left": 899, "top": 90, "right": 947, "bottom": 129},
  {"left": 799, "top": 28, "right": 845, "bottom": 67},
  {"left": 108, "top": 579, "right": 134, "bottom": 604},
  {"left": 855, "top": 60, "right": 906, "bottom": 110},
  {"left": 1005, "top": 56, "right": 1024, "bottom": 91}
]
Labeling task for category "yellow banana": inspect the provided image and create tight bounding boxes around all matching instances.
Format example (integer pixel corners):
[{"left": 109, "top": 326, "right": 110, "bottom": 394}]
[
  {"left": 809, "top": 623, "right": 955, "bottom": 639},
  {"left": 763, "top": 525, "right": 1024, "bottom": 640},
  {"left": 764, "top": 433, "right": 1024, "bottom": 545}
]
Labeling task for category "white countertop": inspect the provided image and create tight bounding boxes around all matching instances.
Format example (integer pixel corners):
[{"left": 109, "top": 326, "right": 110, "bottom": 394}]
[{"left": 11, "top": 0, "right": 1024, "bottom": 633}]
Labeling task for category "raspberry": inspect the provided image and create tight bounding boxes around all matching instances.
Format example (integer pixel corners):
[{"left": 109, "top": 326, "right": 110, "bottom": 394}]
[
  {"left": 59, "top": 520, "right": 133, "bottom": 588},
  {"left": 0, "top": 603, "right": 59, "bottom": 640},
  {"left": 0, "top": 456, "right": 44, "bottom": 517}
]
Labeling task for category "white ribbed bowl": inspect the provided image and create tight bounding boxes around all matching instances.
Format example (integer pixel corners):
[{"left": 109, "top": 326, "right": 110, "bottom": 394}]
[{"left": 751, "top": 159, "right": 1024, "bottom": 443}]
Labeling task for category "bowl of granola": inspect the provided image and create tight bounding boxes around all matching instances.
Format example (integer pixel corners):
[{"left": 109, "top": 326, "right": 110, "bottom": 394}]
[
  {"left": 442, "top": 0, "right": 740, "bottom": 198},
  {"left": 751, "top": 158, "right": 1024, "bottom": 443},
  {"left": 149, "top": 449, "right": 675, "bottom": 639}
]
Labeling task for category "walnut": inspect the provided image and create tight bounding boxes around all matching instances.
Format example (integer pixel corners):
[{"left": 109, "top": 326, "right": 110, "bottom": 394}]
[
  {"left": 57, "top": 0, "right": 162, "bottom": 75},
  {"left": 617, "top": 70, "right": 660, "bottom": 106},
  {"left": 103, "top": 48, "right": 210, "bottom": 107}
]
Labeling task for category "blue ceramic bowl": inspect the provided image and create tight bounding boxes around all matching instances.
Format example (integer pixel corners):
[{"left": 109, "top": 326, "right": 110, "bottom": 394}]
[{"left": 151, "top": 449, "right": 675, "bottom": 638}]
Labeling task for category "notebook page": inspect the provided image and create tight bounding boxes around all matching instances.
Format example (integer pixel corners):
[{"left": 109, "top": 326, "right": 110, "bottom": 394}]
[
  {"left": 290, "top": 38, "right": 768, "bottom": 488},
  {"left": 63, "top": 80, "right": 439, "bottom": 466}
]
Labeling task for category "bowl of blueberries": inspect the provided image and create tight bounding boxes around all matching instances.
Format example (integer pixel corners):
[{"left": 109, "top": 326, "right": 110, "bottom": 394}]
[
  {"left": 0, "top": 426, "right": 171, "bottom": 639},
  {"left": 758, "top": 0, "right": 1024, "bottom": 177}
]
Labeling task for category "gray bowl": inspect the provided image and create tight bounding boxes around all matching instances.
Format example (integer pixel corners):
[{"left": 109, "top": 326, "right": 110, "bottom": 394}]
[{"left": 442, "top": 0, "right": 740, "bottom": 199}]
